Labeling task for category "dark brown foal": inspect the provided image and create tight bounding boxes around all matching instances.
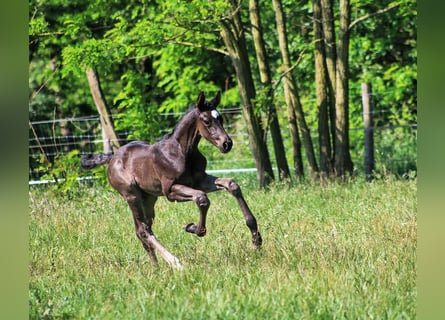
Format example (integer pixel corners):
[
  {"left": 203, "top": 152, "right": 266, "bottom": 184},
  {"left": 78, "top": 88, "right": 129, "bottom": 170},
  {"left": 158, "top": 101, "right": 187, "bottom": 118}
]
[{"left": 81, "top": 92, "right": 262, "bottom": 269}]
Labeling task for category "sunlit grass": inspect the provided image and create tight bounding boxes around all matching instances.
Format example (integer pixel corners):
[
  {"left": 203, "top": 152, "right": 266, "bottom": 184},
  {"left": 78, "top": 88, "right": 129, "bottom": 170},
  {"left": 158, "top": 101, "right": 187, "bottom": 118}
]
[{"left": 29, "top": 176, "right": 416, "bottom": 319}]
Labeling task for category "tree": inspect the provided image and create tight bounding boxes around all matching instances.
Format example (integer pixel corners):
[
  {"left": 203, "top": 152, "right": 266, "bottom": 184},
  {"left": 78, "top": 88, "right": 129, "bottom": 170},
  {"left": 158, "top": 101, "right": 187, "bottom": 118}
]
[
  {"left": 320, "top": 0, "right": 337, "bottom": 156},
  {"left": 29, "top": 0, "right": 130, "bottom": 152},
  {"left": 86, "top": 67, "right": 120, "bottom": 153},
  {"left": 272, "top": 0, "right": 319, "bottom": 179},
  {"left": 219, "top": 1, "right": 274, "bottom": 187},
  {"left": 333, "top": 0, "right": 354, "bottom": 177},
  {"left": 249, "top": 0, "right": 290, "bottom": 180},
  {"left": 314, "top": 0, "right": 408, "bottom": 179},
  {"left": 313, "top": 0, "right": 333, "bottom": 180}
]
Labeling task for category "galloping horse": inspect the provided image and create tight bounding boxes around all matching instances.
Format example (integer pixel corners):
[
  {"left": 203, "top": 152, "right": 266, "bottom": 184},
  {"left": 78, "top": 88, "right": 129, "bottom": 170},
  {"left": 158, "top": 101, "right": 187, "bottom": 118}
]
[{"left": 81, "top": 92, "right": 262, "bottom": 269}]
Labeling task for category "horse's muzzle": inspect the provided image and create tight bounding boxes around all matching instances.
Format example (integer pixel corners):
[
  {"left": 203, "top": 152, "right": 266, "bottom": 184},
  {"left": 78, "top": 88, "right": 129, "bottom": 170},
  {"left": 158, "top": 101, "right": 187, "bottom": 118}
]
[{"left": 221, "top": 138, "right": 233, "bottom": 153}]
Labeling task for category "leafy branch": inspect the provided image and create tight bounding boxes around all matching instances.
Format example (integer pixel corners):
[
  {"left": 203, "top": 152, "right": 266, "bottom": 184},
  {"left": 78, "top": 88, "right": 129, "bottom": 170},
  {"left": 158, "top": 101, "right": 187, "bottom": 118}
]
[{"left": 349, "top": 3, "right": 401, "bottom": 31}]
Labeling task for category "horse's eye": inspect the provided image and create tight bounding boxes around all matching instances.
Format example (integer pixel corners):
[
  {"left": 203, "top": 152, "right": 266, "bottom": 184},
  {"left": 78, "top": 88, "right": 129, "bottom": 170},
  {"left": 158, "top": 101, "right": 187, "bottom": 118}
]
[{"left": 202, "top": 118, "right": 211, "bottom": 126}]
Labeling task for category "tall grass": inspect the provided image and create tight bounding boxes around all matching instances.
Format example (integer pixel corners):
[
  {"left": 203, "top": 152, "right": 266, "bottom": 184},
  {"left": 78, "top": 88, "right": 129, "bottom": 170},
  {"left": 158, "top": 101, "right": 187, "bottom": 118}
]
[{"left": 29, "top": 176, "right": 416, "bottom": 319}]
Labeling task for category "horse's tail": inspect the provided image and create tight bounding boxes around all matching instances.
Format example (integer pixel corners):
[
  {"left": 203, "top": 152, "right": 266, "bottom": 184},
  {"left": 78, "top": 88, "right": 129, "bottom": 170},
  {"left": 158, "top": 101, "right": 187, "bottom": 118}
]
[{"left": 80, "top": 153, "right": 113, "bottom": 170}]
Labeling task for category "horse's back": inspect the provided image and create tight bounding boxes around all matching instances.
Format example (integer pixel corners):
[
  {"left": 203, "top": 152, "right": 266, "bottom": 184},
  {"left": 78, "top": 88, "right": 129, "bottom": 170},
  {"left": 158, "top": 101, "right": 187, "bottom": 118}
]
[{"left": 110, "top": 141, "right": 152, "bottom": 170}]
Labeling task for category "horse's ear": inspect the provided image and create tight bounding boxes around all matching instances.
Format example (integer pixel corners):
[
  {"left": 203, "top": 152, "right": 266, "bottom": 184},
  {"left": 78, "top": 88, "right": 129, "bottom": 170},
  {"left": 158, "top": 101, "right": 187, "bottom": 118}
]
[
  {"left": 211, "top": 91, "right": 221, "bottom": 108},
  {"left": 196, "top": 92, "right": 205, "bottom": 111}
]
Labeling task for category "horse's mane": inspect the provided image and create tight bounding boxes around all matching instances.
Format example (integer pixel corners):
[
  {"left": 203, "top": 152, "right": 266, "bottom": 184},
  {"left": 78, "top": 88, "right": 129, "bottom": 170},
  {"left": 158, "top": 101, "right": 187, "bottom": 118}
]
[
  {"left": 159, "top": 97, "right": 217, "bottom": 141},
  {"left": 160, "top": 106, "right": 198, "bottom": 141}
]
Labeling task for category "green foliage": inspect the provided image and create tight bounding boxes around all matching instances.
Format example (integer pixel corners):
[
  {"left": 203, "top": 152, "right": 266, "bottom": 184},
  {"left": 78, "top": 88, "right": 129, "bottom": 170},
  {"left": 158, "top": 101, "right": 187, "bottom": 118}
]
[
  {"left": 113, "top": 70, "right": 163, "bottom": 141},
  {"left": 153, "top": 45, "right": 222, "bottom": 114},
  {"left": 61, "top": 39, "right": 119, "bottom": 77},
  {"left": 29, "top": 178, "right": 416, "bottom": 318},
  {"left": 39, "top": 150, "right": 109, "bottom": 195},
  {"left": 375, "top": 127, "right": 417, "bottom": 175},
  {"left": 350, "top": 0, "right": 417, "bottom": 126},
  {"left": 39, "top": 150, "right": 82, "bottom": 194},
  {"left": 29, "top": 10, "right": 48, "bottom": 35}
]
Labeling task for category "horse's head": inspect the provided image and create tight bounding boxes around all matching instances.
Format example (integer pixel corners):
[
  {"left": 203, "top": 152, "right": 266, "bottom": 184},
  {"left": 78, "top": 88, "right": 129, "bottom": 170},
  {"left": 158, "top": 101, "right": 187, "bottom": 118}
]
[{"left": 196, "top": 91, "right": 233, "bottom": 153}]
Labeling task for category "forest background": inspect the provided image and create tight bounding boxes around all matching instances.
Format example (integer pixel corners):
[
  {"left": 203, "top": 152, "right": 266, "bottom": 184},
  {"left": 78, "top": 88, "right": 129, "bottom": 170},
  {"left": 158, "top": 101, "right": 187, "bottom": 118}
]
[{"left": 28, "top": 0, "right": 417, "bottom": 187}]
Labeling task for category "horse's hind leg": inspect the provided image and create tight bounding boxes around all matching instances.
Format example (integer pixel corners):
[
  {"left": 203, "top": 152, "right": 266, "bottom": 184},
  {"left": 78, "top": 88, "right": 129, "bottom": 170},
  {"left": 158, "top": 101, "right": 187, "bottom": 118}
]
[
  {"left": 126, "top": 192, "right": 158, "bottom": 267},
  {"left": 126, "top": 192, "right": 183, "bottom": 269},
  {"left": 141, "top": 195, "right": 183, "bottom": 269},
  {"left": 140, "top": 195, "right": 159, "bottom": 267}
]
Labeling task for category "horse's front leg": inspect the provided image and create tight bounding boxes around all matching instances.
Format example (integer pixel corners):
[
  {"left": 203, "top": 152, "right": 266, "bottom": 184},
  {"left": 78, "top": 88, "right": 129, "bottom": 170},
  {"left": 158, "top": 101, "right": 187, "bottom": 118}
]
[
  {"left": 202, "top": 176, "right": 263, "bottom": 248},
  {"left": 168, "top": 184, "right": 210, "bottom": 237}
]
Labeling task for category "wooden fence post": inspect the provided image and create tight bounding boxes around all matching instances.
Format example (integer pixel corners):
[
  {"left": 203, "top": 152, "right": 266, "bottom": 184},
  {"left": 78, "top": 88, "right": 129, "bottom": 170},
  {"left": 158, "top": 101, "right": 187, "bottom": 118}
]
[{"left": 362, "top": 83, "right": 375, "bottom": 180}]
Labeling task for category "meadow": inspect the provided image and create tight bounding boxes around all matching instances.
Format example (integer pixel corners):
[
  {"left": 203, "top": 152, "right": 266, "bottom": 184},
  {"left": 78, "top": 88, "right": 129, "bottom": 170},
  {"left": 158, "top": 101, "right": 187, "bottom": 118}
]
[{"left": 29, "top": 175, "right": 416, "bottom": 319}]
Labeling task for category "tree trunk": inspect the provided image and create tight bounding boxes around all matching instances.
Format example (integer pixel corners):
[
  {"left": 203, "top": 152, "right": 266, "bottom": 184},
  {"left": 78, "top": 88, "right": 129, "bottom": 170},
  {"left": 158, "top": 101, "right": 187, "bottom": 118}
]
[
  {"left": 313, "top": 0, "right": 333, "bottom": 180},
  {"left": 249, "top": 0, "right": 290, "bottom": 180},
  {"left": 321, "top": 0, "right": 337, "bottom": 149},
  {"left": 272, "top": 0, "right": 319, "bottom": 179},
  {"left": 334, "top": 0, "right": 354, "bottom": 177},
  {"left": 289, "top": 107, "right": 304, "bottom": 178},
  {"left": 86, "top": 67, "right": 120, "bottom": 153},
  {"left": 362, "top": 82, "right": 375, "bottom": 181},
  {"left": 220, "top": 1, "right": 274, "bottom": 187}
]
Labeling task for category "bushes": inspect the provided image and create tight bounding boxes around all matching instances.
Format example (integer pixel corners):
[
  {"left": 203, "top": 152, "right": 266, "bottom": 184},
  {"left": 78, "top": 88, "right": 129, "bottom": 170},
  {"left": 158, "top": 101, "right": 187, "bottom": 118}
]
[{"left": 37, "top": 150, "right": 109, "bottom": 195}]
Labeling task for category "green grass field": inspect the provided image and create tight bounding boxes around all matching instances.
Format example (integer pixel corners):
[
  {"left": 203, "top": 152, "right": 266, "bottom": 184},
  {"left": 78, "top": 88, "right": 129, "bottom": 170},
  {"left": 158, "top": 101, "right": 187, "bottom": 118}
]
[{"left": 29, "top": 175, "right": 416, "bottom": 319}]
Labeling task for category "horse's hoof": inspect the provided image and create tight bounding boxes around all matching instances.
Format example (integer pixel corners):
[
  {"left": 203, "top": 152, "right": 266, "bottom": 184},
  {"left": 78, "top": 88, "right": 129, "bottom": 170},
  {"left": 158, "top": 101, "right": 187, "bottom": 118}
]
[
  {"left": 196, "top": 228, "right": 207, "bottom": 237},
  {"left": 183, "top": 223, "right": 206, "bottom": 237},
  {"left": 183, "top": 223, "right": 196, "bottom": 233},
  {"left": 169, "top": 258, "right": 184, "bottom": 271},
  {"left": 252, "top": 232, "right": 263, "bottom": 248}
]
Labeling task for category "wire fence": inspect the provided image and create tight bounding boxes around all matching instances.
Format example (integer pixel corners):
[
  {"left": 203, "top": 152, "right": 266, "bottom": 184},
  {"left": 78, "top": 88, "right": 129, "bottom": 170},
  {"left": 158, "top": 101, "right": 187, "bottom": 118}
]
[{"left": 29, "top": 108, "right": 417, "bottom": 184}]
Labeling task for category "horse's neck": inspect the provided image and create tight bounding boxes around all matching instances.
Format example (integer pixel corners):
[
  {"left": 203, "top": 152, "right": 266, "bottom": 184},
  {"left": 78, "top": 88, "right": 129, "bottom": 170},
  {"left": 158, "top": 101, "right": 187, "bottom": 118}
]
[{"left": 172, "top": 110, "right": 201, "bottom": 154}]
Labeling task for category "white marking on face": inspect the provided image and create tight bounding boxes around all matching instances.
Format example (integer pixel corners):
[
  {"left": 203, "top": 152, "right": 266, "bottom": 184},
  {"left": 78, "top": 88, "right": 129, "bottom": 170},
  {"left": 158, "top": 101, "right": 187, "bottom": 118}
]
[{"left": 211, "top": 110, "right": 220, "bottom": 119}]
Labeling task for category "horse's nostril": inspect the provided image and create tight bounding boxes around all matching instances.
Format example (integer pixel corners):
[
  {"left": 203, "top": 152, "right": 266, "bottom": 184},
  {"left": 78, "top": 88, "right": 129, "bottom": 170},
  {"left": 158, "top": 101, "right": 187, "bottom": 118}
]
[{"left": 223, "top": 139, "right": 233, "bottom": 152}]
